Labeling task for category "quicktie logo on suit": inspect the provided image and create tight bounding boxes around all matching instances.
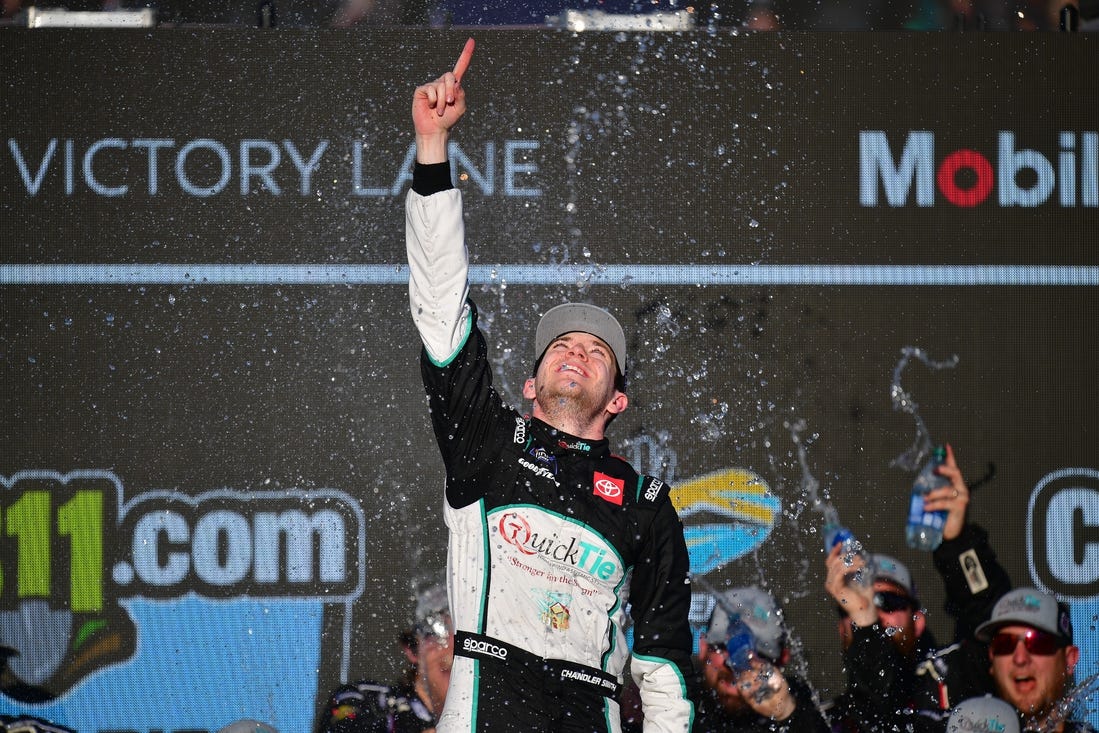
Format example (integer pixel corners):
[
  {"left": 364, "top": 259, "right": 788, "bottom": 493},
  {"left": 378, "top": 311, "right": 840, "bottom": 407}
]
[{"left": 497, "top": 510, "right": 620, "bottom": 580}]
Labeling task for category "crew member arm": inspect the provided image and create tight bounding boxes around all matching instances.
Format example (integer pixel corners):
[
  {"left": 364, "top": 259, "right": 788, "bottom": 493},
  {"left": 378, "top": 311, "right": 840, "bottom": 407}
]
[
  {"left": 932, "top": 522, "right": 1011, "bottom": 702},
  {"left": 932, "top": 522, "right": 1011, "bottom": 641}
]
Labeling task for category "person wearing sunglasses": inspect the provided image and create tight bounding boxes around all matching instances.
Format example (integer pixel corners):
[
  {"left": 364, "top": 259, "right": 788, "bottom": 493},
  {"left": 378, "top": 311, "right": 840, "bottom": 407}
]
[
  {"left": 696, "top": 586, "right": 830, "bottom": 733},
  {"left": 824, "top": 445, "right": 1021, "bottom": 733},
  {"left": 973, "top": 588, "right": 1092, "bottom": 732},
  {"left": 825, "top": 550, "right": 950, "bottom": 732},
  {"left": 925, "top": 446, "right": 1093, "bottom": 731}
]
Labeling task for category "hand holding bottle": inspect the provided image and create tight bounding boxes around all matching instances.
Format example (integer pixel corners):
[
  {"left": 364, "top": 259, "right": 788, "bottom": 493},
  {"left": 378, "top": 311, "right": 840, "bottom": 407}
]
[
  {"left": 920, "top": 443, "right": 969, "bottom": 542},
  {"left": 733, "top": 657, "right": 795, "bottom": 721},
  {"left": 824, "top": 542, "right": 877, "bottom": 628},
  {"left": 823, "top": 523, "right": 871, "bottom": 587}
]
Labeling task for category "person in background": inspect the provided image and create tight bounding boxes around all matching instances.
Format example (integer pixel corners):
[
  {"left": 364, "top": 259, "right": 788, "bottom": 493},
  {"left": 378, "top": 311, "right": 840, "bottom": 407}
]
[
  {"left": 823, "top": 443, "right": 1018, "bottom": 732},
  {"left": 974, "top": 588, "right": 1093, "bottom": 732},
  {"left": 696, "top": 586, "right": 830, "bottom": 733},
  {"left": 825, "top": 550, "right": 947, "bottom": 732},
  {"left": 318, "top": 584, "right": 453, "bottom": 733},
  {"left": 911, "top": 443, "right": 1091, "bottom": 731}
]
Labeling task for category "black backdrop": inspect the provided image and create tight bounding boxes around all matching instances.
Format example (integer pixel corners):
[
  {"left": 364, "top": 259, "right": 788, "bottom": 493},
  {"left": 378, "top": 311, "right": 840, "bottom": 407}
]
[{"left": 1, "top": 31, "right": 1097, "bottom": 732}]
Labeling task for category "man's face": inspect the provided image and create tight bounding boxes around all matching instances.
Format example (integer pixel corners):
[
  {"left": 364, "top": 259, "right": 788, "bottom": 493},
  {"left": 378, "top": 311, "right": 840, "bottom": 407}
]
[
  {"left": 698, "top": 637, "right": 752, "bottom": 715},
  {"left": 836, "top": 581, "right": 923, "bottom": 657},
  {"left": 988, "top": 624, "right": 1079, "bottom": 721},
  {"left": 416, "top": 629, "right": 454, "bottom": 717},
  {"left": 525, "top": 332, "right": 623, "bottom": 424}
]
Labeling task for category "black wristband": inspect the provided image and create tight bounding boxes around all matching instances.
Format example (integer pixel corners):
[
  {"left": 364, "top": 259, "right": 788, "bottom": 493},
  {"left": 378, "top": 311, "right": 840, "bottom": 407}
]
[{"left": 413, "top": 161, "right": 453, "bottom": 196}]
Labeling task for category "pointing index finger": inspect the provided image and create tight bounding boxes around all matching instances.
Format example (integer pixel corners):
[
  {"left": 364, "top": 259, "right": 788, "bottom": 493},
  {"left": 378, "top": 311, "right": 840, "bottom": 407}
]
[{"left": 453, "top": 37, "right": 475, "bottom": 83}]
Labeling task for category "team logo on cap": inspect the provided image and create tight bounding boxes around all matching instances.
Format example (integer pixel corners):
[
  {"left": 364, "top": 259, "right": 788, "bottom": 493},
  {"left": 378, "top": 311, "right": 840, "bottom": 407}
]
[
  {"left": 999, "top": 593, "right": 1042, "bottom": 617},
  {"left": 955, "top": 719, "right": 1006, "bottom": 732},
  {"left": 593, "top": 472, "right": 625, "bottom": 506}
]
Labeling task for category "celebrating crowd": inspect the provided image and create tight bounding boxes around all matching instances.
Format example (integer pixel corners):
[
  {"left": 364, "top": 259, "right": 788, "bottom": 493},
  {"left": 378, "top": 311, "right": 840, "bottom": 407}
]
[
  {"left": 320, "top": 445, "right": 1092, "bottom": 733},
  {"left": 690, "top": 445, "right": 1089, "bottom": 733}
]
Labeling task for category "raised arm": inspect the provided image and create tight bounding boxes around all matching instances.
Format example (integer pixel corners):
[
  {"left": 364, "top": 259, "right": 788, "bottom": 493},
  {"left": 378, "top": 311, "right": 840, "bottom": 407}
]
[
  {"left": 406, "top": 39, "right": 476, "bottom": 365},
  {"left": 927, "top": 444, "right": 1012, "bottom": 640}
]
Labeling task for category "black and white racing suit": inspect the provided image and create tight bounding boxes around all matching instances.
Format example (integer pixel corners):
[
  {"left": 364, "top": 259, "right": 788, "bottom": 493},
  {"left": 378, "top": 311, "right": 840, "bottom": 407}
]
[{"left": 406, "top": 162, "right": 697, "bottom": 733}]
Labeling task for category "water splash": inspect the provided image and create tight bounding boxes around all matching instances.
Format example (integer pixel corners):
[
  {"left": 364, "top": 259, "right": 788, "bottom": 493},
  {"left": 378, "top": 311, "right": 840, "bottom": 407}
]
[
  {"left": 693, "top": 545, "right": 828, "bottom": 721},
  {"left": 621, "top": 430, "right": 677, "bottom": 483},
  {"left": 692, "top": 399, "right": 729, "bottom": 443},
  {"left": 789, "top": 418, "right": 868, "bottom": 584},
  {"left": 784, "top": 417, "right": 864, "bottom": 595},
  {"left": 788, "top": 418, "right": 829, "bottom": 524},
  {"left": 889, "top": 346, "right": 959, "bottom": 471},
  {"left": 1034, "top": 671, "right": 1099, "bottom": 732}
]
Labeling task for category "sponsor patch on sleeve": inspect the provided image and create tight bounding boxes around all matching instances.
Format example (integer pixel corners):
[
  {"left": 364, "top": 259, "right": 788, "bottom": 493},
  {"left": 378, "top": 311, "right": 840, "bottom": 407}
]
[
  {"left": 641, "top": 477, "right": 666, "bottom": 504},
  {"left": 593, "top": 472, "right": 625, "bottom": 506}
]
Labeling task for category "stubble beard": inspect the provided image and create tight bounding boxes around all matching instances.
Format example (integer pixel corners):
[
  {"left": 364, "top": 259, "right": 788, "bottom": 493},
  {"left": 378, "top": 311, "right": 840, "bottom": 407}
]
[{"left": 536, "top": 381, "right": 607, "bottom": 433}]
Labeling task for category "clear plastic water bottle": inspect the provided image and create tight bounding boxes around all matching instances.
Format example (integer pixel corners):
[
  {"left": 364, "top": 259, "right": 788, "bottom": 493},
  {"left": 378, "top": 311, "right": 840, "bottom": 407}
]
[
  {"left": 823, "top": 513, "right": 871, "bottom": 586},
  {"left": 724, "top": 616, "right": 757, "bottom": 675},
  {"left": 906, "top": 445, "right": 949, "bottom": 551},
  {"left": 723, "top": 617, "right": 783, "bottom": 703}
]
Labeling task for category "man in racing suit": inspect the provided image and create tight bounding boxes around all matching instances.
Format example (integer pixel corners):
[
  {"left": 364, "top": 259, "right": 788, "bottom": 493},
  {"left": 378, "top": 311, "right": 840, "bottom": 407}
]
[{"left": 404, "top": 40, "right": 697, "bottom": 733}]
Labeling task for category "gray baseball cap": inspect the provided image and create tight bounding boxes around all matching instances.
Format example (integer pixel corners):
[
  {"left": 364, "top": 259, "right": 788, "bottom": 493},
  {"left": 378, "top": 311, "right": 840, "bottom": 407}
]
[
  {"left": 974, "top": 587, "right": 1073, "bottom": 643},
  {"left": 705, "top": 586, "right": 785, "bottom": 662},
  {"left": 412, "top": 581, "right": 451, "bottom": 638},
  {"left": 534, "top": 303, "right": 627, "bottom": 377},
  {"left": 947, "top": 696, "right": 1019, "bottom": 733},
  {"left": 871, "top": 554, "right": 916, "bottom": 599}
]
